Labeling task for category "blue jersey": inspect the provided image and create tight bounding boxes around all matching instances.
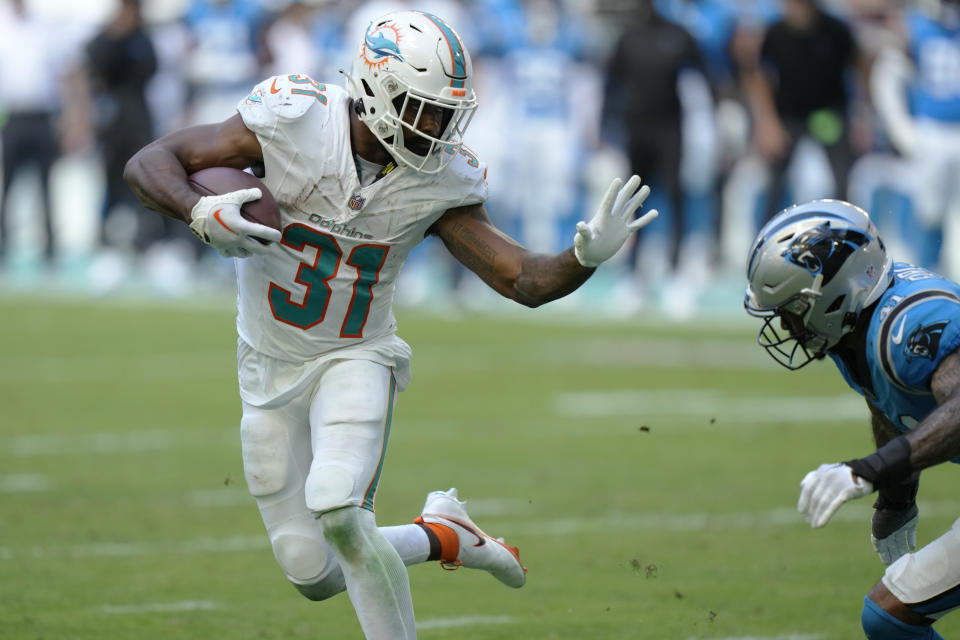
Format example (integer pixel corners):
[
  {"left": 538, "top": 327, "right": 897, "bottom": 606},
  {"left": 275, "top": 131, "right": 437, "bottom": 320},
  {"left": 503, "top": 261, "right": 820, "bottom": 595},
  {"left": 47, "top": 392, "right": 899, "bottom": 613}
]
[
  {"left": 829, "top": 263, "right": 960, "bottom": 432},
  {"left": 905, "top": 9, "right": 960, "bottom": 122}
]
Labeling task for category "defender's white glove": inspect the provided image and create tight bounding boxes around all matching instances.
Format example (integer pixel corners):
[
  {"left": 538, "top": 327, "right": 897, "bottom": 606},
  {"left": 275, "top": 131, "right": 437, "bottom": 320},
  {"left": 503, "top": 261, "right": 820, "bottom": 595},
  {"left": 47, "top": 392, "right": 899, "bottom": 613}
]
[
  {"left": 798, "top": 463, "right": 874, "bottom": 528},
  {"left": 573, "top": 175, "right": 659, "bottom": 267},
  {"left": 871, "top": 506, "right": 918, "bottom": 566},
  {"left": 188, "top": 188, "right": 281, "bottom": 258}
]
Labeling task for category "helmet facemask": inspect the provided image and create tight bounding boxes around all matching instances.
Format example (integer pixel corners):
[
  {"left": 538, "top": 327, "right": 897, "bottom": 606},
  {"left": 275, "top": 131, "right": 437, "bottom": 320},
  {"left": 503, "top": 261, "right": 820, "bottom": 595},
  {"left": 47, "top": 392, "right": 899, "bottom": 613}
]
[
  {"left": 746, "top": 291, "right": 827, "bottom": 369},
  {"left": 387, "top": 91, "right": 475, "bottom": 168}
]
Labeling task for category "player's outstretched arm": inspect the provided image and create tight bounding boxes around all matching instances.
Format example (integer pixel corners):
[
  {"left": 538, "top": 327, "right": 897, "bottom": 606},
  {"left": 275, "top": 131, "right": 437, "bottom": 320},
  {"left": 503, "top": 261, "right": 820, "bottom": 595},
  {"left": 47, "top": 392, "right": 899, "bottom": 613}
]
[
  {"left": 430, "top": 203, "right": 580, "bottom": 307},
  {"left": 430, "top": 176, "right": 657, "bottom": 307}
]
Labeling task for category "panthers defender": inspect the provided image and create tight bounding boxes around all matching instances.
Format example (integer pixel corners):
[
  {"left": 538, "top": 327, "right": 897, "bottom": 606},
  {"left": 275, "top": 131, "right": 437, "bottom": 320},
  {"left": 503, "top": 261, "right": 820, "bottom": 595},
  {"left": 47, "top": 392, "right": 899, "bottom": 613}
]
[
  {"left": 745, "top": 200, "right": 960, "bottom": 639},
  {"left": 124, "top": 10, "right": 658, "bottom": 639}
]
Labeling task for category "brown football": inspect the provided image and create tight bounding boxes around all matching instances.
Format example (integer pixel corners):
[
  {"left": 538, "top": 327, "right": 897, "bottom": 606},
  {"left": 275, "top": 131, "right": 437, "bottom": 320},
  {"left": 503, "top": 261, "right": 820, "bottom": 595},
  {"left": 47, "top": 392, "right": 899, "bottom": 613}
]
[{"left": 188, "top": 167, "right": 281, "bottom": 243}]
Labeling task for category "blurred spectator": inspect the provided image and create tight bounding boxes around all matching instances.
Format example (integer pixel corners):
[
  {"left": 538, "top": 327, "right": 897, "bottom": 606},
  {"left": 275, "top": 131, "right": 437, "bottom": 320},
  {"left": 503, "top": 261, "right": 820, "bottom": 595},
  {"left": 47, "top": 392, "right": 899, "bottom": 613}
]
[
  {"left": 657, "top": 0, "right": 741, "bottom": 299},
  {"left": 600, "top": 0, "right": 708, "bottom": 315},
  {"left": 261, "top": 1, "right": 320, "bottom": 78},
  {"left": 870, "top": 0, "right": 960, "bottom": 277},
  {"left": 145, "top": 17, "right": 193, "bottom": 138},
  {"left": 182, "top": 0, "right": 268, "bottom": 125},
  {"left": 85, "top": 0, "right": 159, "bottom": 253},
  {"left": 0, "top": 0, "right": 80, "bottom": 268},
  {"left": 500, "top": 0, "right": 592, "bottom": 254},
  {"left": 658, "top": 0, "right": 741, "bottom": 97},
  {"left": 741, "top": 0, "right": 862, "bottom": 221}
]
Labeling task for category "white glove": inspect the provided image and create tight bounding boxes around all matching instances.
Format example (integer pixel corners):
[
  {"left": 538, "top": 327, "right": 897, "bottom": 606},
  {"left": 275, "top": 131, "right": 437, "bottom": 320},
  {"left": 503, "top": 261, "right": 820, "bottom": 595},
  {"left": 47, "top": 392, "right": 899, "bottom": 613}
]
[
  {"left": 573, "top": 175, "right": 659, "bottom": 267},
  {"left": 188, "top": 188, "right": 282, "bottom": 258},
  {"left": 871, "top": 506, "right": 918, "bottom": 566},
  {"left": 797, "top": 463, "right": 874, "bottom": 528}
]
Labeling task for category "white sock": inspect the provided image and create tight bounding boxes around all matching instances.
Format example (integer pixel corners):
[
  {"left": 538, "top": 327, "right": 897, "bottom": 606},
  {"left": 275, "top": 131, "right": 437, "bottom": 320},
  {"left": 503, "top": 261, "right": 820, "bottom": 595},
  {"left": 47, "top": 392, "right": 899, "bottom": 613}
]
[
  {"left": 319, "top": 507, "right": 416, "bottom": 639},
  {"left": 381, "top": 524, "right": 431, "bottom": 565}
]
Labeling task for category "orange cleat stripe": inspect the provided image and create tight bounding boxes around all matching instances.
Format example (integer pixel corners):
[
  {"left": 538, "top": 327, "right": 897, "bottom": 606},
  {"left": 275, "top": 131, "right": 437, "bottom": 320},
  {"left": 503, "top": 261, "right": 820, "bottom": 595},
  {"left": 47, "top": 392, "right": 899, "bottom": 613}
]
[{"left": 414, "top": 518, "right": 460, "bottom": 564}]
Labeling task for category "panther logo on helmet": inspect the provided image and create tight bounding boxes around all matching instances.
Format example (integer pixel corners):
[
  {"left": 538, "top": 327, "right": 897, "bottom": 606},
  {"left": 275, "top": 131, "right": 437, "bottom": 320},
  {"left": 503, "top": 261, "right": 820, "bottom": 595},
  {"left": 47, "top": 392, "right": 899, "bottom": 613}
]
[
  {"left": 363, "top": 21, "right": 403, "bottom": 69},
  {"left": 781, "top": 222, "right": 872, "bottom": 286}
]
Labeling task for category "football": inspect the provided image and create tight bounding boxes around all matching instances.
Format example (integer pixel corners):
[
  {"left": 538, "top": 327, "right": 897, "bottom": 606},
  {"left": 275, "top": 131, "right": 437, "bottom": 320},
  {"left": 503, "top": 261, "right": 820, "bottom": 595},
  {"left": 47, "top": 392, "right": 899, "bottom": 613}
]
[{"left": 187, "top": 167, "right": 281, "bottom": 243}]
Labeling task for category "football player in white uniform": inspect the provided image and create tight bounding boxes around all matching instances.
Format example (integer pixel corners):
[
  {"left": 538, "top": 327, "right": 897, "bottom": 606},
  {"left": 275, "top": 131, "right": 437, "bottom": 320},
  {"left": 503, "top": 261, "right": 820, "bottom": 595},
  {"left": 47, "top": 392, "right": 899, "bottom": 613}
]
[{"left": 123, "top": 10, "right": 657, "bottom": 640}]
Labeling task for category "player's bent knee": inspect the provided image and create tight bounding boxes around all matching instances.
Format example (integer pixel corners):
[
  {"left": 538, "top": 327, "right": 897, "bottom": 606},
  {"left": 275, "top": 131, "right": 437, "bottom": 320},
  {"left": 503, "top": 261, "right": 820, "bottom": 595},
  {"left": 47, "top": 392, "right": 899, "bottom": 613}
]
[
  {"left": 272, "top": 533, "right": 334, "bottom": 585},
  {"left": 317, "top": 506, "right": 375, "bottom": 563},
  {"left": 862, "top": 595, "right": 937, "bottom": 639}
]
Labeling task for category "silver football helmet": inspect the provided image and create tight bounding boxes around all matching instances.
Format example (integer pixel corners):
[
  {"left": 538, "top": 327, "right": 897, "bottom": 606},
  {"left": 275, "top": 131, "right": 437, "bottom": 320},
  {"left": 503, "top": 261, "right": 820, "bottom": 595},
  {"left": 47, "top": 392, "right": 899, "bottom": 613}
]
[
  {"left": 744, "top": 200, "right": 893, "bottom": 369},
  {"left": 343, "top": 10, "right": 477, "bottom": 173}
]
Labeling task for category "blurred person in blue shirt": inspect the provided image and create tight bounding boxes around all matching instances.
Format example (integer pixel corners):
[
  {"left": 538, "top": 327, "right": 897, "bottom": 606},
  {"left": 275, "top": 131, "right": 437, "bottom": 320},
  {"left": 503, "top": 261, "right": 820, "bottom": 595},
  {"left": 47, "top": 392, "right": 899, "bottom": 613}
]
[
  {"left": 499, "top": 0, "right": 593, "bottom": 255},
  {"left": 871, "top": 0, "right": 960, "bottom": 279},
  {"left": 183, "top": 0, "right": 269, "bottom": 124}
]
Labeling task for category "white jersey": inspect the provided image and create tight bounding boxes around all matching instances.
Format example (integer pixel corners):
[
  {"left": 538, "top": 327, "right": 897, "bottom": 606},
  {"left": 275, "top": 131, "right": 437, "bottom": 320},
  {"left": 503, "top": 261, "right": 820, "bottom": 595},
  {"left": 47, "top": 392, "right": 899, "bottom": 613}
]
[{"left": 234, "top": 74, "right": 487, "bottom": 384}]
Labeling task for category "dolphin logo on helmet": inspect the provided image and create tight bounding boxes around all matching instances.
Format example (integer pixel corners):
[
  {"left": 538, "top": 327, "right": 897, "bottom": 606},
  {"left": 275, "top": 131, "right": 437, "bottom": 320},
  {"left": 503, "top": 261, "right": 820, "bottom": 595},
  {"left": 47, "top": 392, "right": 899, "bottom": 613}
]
[{"left": 363, "top": 23, "right": 404, "bottom": 68}]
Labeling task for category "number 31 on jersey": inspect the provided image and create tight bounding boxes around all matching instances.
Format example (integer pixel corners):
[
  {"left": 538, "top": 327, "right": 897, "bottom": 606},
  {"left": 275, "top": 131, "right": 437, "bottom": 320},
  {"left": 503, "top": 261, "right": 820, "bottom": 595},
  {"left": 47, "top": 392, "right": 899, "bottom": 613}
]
[{"left": 268, "top": 224, "right": 388, "bottom": 338}]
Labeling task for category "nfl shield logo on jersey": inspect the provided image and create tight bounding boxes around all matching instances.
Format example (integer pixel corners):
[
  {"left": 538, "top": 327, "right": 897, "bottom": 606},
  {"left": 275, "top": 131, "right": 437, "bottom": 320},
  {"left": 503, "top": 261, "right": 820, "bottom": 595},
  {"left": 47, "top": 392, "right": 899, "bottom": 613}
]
[{"left": 348, "top": 193, "right": 366, "bottom": 210}]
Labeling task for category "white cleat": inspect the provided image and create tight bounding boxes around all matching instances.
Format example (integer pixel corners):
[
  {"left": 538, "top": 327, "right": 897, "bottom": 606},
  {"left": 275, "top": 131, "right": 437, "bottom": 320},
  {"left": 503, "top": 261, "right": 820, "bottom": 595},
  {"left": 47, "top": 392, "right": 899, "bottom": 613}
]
[{"left": 417, "top": 488, "right": 527, "bottom": 588}]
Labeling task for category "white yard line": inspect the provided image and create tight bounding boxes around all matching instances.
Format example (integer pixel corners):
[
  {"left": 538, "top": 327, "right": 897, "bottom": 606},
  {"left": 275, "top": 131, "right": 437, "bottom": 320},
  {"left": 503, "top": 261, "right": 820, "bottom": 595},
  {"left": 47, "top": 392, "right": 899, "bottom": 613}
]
[
  {"left": 554, "top": 389, "right": 865, "bottom": 423},
  {"left": 3, "top": 428, "right": 235, "bottom": 457},
  {"left": 539, "top": 338, "right": 771, "bottom": 370},
  {"left": 0, "top": 535, "right": 267, "bottom": 560},
  {"left": 417, "top": 615, "right": 515, "bottom": 630},
  {"left": 0, "top": 352, "right": 228, "bottom": 383},
  {"left": 0, "top": 473, "right": 49, "bottom": 492},
  {"left": 101, "top": 600, "right": 218, "bottom": 615},
  {"left": 5, "top": 430, "right": 179, "bottom": 456},
  {"left": 6, "top": 501, "right": 960, "bottom": 560}
]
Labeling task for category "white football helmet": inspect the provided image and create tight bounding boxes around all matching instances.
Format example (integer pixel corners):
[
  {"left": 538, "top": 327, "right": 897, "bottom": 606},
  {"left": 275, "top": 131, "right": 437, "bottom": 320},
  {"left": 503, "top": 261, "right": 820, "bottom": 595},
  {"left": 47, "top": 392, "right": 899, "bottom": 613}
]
[
  {"left": 343, "top": 10, "right": 477, "bottom": 173},
  {"left": 744, "top": 200, "right": 893, "bottom": 369}
]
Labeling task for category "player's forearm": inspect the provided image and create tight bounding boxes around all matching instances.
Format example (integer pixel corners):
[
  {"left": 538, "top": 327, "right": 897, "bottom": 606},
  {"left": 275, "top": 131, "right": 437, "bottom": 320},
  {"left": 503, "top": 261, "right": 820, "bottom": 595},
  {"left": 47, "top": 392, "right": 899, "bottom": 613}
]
[
  {"left": 123, "top": 143, "right": 200, "bottom": 223},
  {"left": 905, "top": 396, "right": 960, "bottom": 471},
  {"left": 849, "top": 396, "right": 960, "bottom": 490},
  {"left": 513, "top": 248, "right": 594, "bottom": 308}
]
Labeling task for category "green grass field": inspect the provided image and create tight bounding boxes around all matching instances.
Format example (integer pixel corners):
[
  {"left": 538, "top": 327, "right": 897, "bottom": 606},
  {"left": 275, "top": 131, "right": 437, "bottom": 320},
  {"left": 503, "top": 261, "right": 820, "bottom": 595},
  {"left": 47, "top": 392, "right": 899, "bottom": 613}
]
[{"left": 3, "top": 293, "right": 960, "bottom": 639}]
